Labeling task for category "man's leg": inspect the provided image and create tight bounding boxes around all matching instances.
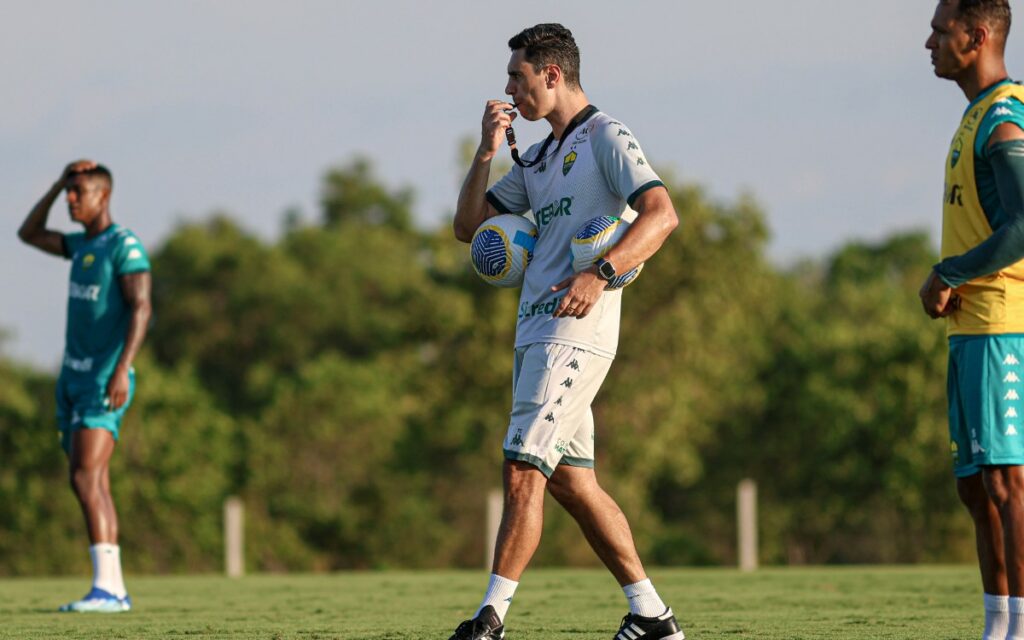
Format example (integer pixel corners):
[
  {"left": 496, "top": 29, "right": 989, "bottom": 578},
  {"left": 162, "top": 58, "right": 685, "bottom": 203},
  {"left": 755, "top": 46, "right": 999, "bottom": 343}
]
[
  {"left": 62, "top": 427, "right": 129, "bottom": 609},
  {"left": 549, "top": 465, "right": 682, "bottom": 639},
  {"left": 492, "top": 460, "right": 549, "bottom": 580},
  {"left": 547, "top": 464, "right": 644, "bottom": 586},
  {"left": 69, "top": 428, "right": 118, "bottom": 544},
  {"left": 448, "top": 460, "right": 546, "bottom": 639},
  {"left": 984, "top": 466, "right": 1024, "bottom": 638},
  {"left": 960, "top": 472, "right": 1010, "bottom": 640}
]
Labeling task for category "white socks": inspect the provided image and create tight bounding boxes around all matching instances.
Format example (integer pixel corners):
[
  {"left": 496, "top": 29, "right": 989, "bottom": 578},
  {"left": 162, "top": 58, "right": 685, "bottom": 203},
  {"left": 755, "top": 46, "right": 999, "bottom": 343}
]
[
  {"left": 475, "top": 573, "right": 519, "bottom": 622},
  {"left": 623, "top": 578, "right": 667, "bottom": 617},
  {"left": 985, "top": 593, "right": 1010, "bottom": 640},
  {"left": 90, "top": 544, "right": 126, "bottom": 598},
  {"left": 1008, "top": 596, "right": 1024, "bottom": 640}
]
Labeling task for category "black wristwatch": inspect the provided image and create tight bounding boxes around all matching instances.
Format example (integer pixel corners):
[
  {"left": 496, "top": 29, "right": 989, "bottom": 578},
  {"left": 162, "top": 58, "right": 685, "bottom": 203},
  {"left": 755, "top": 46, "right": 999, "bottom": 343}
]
[{"left": 595, "top": 257, "right": 617, "bottom": 281}]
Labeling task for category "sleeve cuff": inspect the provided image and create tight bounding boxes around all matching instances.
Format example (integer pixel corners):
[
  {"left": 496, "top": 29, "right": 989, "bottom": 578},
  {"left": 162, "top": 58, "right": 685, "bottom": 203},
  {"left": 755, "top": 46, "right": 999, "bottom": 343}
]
[
  {"left": 627, "top": 180, "right": 665, "bottom": 208},
  {"left": 486, "top": 191, "right": 513, "bottom": 214},
  {"left": 933, "top": 263, "right": 963, "bottom": 288}
]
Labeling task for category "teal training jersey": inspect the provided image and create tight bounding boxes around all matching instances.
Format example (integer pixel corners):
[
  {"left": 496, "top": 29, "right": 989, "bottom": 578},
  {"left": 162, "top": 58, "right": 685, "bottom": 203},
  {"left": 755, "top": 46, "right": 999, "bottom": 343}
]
[{"left": 61, "top": 224, "right": 150, "bottom": 386}]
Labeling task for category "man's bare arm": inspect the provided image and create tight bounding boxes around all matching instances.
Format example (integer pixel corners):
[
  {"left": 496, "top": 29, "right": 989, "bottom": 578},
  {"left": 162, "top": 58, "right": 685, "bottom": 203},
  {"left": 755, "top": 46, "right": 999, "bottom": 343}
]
[
  {"left": 600, "top": 186, "right": 679, "bottom": 274},
  {"left": 106, "top": 271, "right": 152, "bottom": 410},
  {"left": 18, "top": 180, "right": 68, "bottom": 256},
  {"left": 454, "top": 100, "right": 514, "bottom": 243},
  {"left": 18, "top": 160, "right": 96, "bottom": 257},
  {"left": 551, "top": 187, "right": 679, "bottom": 319}
]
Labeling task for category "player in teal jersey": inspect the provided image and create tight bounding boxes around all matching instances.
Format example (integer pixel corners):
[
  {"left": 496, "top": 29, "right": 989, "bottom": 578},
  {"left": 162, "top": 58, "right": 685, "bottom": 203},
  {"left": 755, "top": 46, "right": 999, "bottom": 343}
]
[{"left": 18, "top": 160, "right": 152, "bottom": 613}]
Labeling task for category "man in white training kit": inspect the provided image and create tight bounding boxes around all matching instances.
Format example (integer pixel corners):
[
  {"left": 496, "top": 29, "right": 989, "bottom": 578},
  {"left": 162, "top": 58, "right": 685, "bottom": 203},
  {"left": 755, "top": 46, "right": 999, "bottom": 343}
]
[{"left": 450, "top": 23, "right": 684, "bottom": 640}]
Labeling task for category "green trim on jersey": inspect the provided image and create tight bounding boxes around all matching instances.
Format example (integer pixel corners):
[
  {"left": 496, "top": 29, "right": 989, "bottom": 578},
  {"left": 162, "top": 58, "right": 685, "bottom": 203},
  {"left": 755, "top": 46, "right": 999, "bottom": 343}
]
[{"left": 627, "top": 180, "right": 665, "bottom": 208}]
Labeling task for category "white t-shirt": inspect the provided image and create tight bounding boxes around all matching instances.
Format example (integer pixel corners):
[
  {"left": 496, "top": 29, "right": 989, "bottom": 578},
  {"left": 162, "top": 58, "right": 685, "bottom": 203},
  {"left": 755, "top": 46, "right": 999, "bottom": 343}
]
[{"left": 487, "top": 107, "right": 664, "bottom": 358}]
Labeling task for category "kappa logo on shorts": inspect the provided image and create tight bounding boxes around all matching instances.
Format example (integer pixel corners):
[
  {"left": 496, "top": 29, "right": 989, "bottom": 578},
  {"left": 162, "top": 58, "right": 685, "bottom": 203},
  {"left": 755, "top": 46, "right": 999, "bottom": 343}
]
[
  {"left": 1007, "top": 408, "right": 1019, "bottom": 419},
  {"left": 544, "top": 412, "right": 555, "bottom": 423},
  {"left": 554, "top": 397, "right": 563, "bottom": 406},
  {"left": 567, "top": 359, "right": 580, "bottom": 371},
  {"left": 971, "top": 428, "right": 987, "bottom": 454},
  {"left": 561, "top": 378, "right": 574, "bottom": 389},
  {"left": 1006, "top": 372, "right": 1021, "bottom": 383},
  {"left": 1007, "top": 390, "right": 1021, "bottom": 400},
  {"left": 1007, "top": 425, "right": 1019, "bottom": 436},
  {"left": 510, "top": 429, "right": 525, "bottom": 447},
  {"left": 1005, "top": 354, "right": 1020, "bottom": 365}
]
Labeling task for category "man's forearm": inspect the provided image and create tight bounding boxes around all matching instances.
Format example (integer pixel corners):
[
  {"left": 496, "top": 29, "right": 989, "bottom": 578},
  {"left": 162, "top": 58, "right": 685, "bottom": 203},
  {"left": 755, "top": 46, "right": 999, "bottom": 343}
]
[
  {"left": 454, "top": 152, "right": 494, "bottom": 242},
  {"left": 18, "top": 180, "right": 62, "bottom": 243},
  {"left": 114, "top": 303, "right": 151, "bottom": 373},
  {"left": 603, "top": 189, "right": 679, "bottom": 273}
]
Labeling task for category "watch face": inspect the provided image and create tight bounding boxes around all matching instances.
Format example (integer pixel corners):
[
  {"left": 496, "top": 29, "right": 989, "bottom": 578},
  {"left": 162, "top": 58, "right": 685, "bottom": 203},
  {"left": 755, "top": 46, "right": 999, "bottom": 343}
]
[{"left": 598, "top": 260, "right": 616, "bottom": 279}]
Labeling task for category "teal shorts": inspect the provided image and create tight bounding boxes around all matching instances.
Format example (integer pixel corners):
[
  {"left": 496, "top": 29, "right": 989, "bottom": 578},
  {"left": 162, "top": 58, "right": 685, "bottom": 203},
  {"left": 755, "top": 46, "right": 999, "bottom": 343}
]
[
  {"left": 55, "top": 369, "right": 135, "bottom": 455},
  {"left": 948, "top": 335, "right": 1024, "bottom": 477}
]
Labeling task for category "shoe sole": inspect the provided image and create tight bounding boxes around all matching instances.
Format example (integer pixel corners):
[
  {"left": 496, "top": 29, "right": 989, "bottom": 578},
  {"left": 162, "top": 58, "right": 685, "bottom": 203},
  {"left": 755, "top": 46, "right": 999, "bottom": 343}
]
[{"left": 659, "top": 633, "right": 685, "bottom": 640}]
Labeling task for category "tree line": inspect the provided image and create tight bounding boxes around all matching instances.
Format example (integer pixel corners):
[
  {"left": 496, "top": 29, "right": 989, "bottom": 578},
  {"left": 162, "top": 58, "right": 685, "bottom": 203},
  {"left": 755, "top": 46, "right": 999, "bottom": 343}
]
[{"left": 0, "top": 156, "right": 969, "bottom": 575}]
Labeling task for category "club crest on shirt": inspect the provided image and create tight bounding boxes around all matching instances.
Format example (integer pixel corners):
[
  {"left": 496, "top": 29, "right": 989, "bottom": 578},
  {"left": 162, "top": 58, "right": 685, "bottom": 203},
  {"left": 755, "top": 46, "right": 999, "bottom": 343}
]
[
  {"left": 82, "top": 254, "right": 95, "bottom": 269},
  {"left": 562, "top": 150, "right": 577, "bottom": 176},
  {"left": 951, "top": 136, "right": 963, "bottom": 169}
]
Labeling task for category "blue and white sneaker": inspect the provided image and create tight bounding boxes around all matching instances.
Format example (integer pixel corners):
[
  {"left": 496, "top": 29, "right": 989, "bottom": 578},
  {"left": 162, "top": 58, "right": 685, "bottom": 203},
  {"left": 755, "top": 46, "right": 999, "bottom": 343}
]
[{"left": 58, "top": 587, "right": 132, "bottom": 613}]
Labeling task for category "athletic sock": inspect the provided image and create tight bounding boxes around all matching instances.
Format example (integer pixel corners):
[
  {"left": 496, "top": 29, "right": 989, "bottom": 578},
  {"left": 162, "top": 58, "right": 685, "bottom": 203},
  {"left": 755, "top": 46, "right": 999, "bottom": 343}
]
[
  {"left": 90, "top": 544, "right": 127, "bottom": 598},
  {"left": 1008, "top": 596, "right": 1024, "bottom": 640},
  {"left": 623, "top": 578, "right": 668, "bottom": 617},
  {"left": 474, "top": 573, "right": 519, "bottom": 622},
  {"left": 984, "top": 593, "right": 1009, "bottom": 640}
]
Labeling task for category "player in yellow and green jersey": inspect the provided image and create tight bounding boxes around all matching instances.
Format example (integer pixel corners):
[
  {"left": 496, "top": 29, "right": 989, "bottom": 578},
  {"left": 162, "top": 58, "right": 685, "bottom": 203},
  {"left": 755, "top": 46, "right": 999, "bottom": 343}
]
[
  {"left": 921, "top": 2, "right": 1024, "bottom": 638},
  {"left": 18, "top": 160, "right": 152, "bottom": 613}
]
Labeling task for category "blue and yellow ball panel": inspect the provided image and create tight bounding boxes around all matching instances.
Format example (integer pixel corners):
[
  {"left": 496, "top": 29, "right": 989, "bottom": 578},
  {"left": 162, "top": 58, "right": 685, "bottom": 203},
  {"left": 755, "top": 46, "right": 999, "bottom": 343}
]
[
  {"left": 569, "top": 216, "right": 643, "bottom": 290},
  {"left": 471, "top": 214, "right": 537, "bottom": 288}
]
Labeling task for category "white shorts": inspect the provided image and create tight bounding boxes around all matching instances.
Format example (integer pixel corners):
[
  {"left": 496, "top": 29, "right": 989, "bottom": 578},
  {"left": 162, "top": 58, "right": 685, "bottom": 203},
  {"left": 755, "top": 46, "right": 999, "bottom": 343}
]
[{"left": 503, "top": 342, "right": 613, "bottom": 477}]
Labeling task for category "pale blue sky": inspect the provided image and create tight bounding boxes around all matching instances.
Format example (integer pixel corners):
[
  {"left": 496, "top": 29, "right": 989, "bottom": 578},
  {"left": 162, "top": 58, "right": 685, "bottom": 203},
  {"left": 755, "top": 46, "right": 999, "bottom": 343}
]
[{"left": 3, "top": 1, "right": 1020, "bottom": 369}]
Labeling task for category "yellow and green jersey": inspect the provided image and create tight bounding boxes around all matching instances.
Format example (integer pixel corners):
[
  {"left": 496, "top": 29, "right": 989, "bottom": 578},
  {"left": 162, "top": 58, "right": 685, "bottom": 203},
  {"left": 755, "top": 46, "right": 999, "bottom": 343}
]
[
  {"left": 60, "top": 224, "right": 150, "bottom": 386},
  {"left": 940, "top": 80, "right": 1024, "bottom": 335}
]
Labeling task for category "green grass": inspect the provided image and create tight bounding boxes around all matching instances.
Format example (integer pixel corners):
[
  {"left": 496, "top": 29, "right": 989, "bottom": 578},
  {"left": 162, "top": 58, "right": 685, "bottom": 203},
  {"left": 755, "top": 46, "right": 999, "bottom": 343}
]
[{"left": 0, "top": 566, "right": 985, "bottom": 639}]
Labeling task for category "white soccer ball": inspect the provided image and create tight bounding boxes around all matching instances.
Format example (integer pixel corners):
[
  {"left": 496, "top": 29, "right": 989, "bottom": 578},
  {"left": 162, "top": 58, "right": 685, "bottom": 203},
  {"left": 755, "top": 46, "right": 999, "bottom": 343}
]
[
  {"left": 471, "top": 214, "right": 538, "bottom": 288},
  {"left": 570, "top": 215, "right": 644, "bottom": 290}
]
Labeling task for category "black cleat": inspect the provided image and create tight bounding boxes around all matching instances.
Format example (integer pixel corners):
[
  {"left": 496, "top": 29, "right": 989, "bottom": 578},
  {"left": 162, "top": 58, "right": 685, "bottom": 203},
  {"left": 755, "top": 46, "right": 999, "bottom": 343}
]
[
  {"left": 613, "top": 608, "right": 685, "bottom": 640},
  {"left": 449, "top": 605, "right": 505, "bottom": 640}
]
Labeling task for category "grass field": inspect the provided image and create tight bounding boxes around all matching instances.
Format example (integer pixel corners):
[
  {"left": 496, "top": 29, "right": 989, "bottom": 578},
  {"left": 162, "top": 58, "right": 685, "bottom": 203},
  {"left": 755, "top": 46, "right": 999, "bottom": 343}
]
[{"left": 0, "top": 566, "right": 985, "bottom": 639}]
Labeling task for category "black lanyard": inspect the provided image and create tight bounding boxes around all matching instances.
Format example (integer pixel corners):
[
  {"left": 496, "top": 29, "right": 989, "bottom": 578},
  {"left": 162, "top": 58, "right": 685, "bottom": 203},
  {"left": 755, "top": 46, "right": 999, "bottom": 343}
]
[{"left": 506, "top": 104, "right": 598, "bottom": 168}]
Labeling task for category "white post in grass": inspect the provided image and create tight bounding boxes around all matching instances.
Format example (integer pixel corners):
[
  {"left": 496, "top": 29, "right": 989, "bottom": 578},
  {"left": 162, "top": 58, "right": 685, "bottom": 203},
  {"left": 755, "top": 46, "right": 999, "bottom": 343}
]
[
  {"left": 224, "top": 496, "right": 245, "bottom": 578},
  {"left": 485, "top": 489, "right": 503, "bottom": 570},
  {"left": 737, "top": 479, "right": 758, "bottom": 572}
]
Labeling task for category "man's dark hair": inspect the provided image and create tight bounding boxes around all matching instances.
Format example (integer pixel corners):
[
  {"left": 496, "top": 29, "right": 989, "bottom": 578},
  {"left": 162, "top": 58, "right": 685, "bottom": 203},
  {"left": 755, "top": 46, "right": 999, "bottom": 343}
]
[
  {"left": 71, "top": 164, "right": 113, "bottom": 191},
  {"left": 951, "top": 0, "right": 1012, "bottom": 46},
  {"left": 508, "top": 23, "right": 581, "bottom": 89}
]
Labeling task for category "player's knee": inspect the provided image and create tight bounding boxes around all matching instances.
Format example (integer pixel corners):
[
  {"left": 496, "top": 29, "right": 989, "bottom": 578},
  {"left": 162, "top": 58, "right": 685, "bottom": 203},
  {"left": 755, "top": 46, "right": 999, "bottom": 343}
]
[
  {"left": 983, "top": 467, "right": 1024, "bottom": 511},
  {"left": 547, "top": 476, "right": 577, "bottom": 507},
  {"left": 503, "top": 460, "right": 547, "bottom": 504},
  {"left": 70, "top": 467, "right": 104, "bottom": 500},
  {"left": 957, "top": 474, "right": 994, "bottom": 517}
]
